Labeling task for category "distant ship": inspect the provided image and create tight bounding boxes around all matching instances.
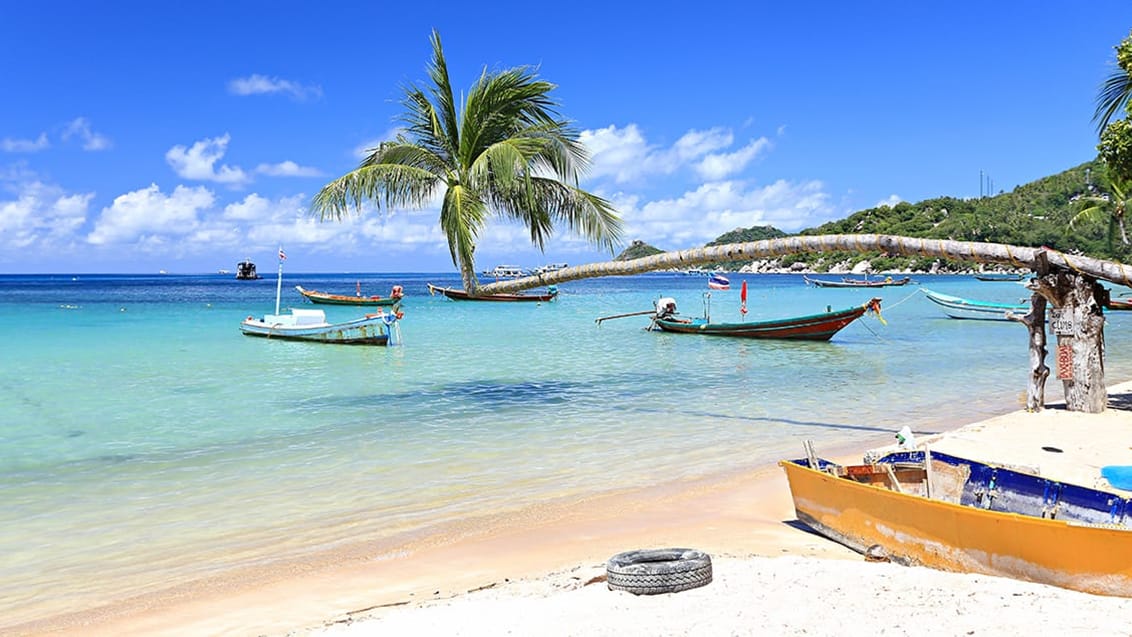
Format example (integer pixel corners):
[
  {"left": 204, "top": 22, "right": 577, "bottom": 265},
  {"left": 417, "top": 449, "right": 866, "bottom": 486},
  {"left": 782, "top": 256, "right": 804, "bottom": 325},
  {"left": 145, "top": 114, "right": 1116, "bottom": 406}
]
[{"left": 235, "top": 260, "right": 261, "bottom": 280}]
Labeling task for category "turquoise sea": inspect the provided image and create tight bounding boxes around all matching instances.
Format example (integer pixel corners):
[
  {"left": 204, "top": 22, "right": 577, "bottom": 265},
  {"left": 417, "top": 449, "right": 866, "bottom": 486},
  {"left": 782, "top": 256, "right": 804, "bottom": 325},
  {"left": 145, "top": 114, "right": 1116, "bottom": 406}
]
[{"left": 3, "top": 271, "right": 1132, "bottom": 628}]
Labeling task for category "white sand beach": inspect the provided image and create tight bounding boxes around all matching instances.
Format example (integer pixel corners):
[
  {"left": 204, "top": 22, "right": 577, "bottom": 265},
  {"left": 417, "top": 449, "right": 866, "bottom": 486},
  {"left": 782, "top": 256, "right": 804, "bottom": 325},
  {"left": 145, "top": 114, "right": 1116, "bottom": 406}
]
[
  {"left": 295, "top": 383, "right": 1132, "bottom": 637},
  {"left": 24, "top": 383, "right": 1132, "bottom": 637}
]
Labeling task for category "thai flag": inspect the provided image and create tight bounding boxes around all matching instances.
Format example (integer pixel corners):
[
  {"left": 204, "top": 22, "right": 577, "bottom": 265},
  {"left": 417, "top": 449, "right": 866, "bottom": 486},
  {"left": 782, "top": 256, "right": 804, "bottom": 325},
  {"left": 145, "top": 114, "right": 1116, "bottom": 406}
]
[
  {"left": 278, "top": 247, "right": 286, "bottom": 261},
  {"left": 708, "top": 273, "right": 730, "bottom": 290}
]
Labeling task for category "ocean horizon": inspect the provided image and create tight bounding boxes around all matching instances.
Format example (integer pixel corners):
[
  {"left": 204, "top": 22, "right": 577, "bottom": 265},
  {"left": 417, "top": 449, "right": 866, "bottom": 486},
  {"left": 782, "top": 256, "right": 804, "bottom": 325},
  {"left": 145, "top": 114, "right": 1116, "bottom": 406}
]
[{"left": 4, "top": 271, "right": 1132, "bottom": 630}]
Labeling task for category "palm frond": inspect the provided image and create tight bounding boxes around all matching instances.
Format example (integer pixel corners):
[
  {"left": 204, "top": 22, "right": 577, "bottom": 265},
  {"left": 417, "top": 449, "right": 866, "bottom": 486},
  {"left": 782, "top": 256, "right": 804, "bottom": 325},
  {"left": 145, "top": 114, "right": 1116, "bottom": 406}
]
[
  {"left": 493, "top": 177, "right": 623, "bottom": 253},
  {"left": 311, "top": 163, "right": 441, "bottom": 220},
  {"left": 426, "top": 30, "right": 461, "bottom": 157},
  {"left": 1094, "top": 69, "right": 1132, "bottom": 134},
  {"left": 439, "top": 185, "right": 488, "bottom": 269}
]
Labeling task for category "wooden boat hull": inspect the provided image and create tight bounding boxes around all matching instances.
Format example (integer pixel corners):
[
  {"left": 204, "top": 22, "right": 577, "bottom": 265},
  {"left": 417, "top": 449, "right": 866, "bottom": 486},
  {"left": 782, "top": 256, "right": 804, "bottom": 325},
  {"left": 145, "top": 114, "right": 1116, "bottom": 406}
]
[
  {"left": 295, "top": 285, "right": 400, "bottom": 306},
  {"left": 240, "top": 313, "right": 392, "bottom": 345},
  {"left": 427, "top": 283, "right": 556, "bottom": 302},
  {"left": 1106, "top": 299, "right": 1132, "bottom": 311},
  {"left": 804, "top": 276, "right": 911, "bottom": 288},
  {"left": 974, "top": 273, "right": 1025, "bottom": 282},
  {"left": 922, "top": 288, "right": 1028, "bottom": 321},
  {"left": 780, "top": 454, "right": 1132, "bottom": 597},
  {"left": 652, "top": 299, "right": 878, "bottom": 341}
]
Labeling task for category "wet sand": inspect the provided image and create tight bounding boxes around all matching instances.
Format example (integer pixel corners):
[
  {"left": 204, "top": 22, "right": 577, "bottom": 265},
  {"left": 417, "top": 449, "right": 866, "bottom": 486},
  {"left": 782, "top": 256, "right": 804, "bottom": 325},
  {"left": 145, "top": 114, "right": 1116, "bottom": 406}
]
[{"left": 14, "top": 383, "right": 1132, "bottom": 636}]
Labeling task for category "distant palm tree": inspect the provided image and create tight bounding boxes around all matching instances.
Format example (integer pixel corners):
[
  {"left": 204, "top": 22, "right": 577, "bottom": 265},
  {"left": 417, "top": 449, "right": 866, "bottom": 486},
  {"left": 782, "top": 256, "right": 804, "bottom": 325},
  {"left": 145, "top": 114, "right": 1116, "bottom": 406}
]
[
  {"left": 312, "top": 30, "right": 622, "bottom": 293},
  {"left": 1093, "top": 32, "right": 1132, "bottom": 134},
  {"left": 1070, "top": 179, "right": 1130, "bottom": 248}
]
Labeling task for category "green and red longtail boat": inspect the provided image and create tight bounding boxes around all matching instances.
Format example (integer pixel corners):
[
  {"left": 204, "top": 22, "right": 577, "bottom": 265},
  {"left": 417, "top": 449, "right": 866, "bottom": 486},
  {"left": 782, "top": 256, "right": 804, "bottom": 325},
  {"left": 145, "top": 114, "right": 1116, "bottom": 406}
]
[{"left": 650, "top": 297, "right": 882, "bottom": 341}]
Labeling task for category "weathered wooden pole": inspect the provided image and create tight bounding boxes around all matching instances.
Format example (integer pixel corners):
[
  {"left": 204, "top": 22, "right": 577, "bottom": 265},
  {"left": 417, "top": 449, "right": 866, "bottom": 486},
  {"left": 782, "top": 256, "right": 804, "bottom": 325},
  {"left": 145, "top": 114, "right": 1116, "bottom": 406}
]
[
  {"left": 1030, "top": 270, "right": 1109, "bottom": 413},
  {"left": 1009, "top": 251, "right": 1050, "bottom": 412},
  {"left": 1012, "top": 292, "right": 1050, "bottom": 412}
]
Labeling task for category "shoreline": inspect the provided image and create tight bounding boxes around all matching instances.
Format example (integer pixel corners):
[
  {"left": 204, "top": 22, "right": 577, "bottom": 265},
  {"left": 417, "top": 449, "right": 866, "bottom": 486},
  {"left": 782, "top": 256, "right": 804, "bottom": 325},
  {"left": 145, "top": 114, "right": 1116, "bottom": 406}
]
[{"left": 16, "top": 380, "right": 1132, "bottom": 636}]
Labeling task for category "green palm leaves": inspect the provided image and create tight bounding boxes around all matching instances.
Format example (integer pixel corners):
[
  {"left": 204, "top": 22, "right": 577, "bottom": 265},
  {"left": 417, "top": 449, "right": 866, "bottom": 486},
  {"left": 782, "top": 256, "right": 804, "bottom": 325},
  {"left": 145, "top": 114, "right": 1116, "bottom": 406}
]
[
  {"left": 1070, "top": 178, "right": 1129, "bottom": 248},
  {"left": 1094, "top": 32, "right": 1132, "bottom": 133},
  {"left": 312, "top": 30, "right": 622, "bottom": 293}
]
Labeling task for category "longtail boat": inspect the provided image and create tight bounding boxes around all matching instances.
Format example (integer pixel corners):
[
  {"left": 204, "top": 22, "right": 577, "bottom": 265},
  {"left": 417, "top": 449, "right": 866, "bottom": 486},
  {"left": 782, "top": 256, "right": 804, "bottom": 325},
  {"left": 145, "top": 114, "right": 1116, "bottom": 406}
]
[
  {"left": 921, "top": 288, "right": 1029, "bottom": 321},
  {"left": 1107, "top": 297, "right": 1132, "bottom": 311},
  {"left": 780, "top": 449, "right": 1132, "bottom": 597},
  {"left": 240, "top": 309, "right": 400, "bottom": 345},
  {"left": 295, "top": 283, "right": 403, "bottom": 307},
  {"left": 804, "top": 275, "right": 912, "bottom": 288},
  {"left": 427, "top": 283, "right": 557, "bottom": 302},
  {"left": 240, "top": 249, "right": 402, "bottom": 345},
  {"left": 974, "top": 272, "right": 1025, "bottom": 282},
  {"left": 649, "top": 297, "right": 882, "bottom": 341}
]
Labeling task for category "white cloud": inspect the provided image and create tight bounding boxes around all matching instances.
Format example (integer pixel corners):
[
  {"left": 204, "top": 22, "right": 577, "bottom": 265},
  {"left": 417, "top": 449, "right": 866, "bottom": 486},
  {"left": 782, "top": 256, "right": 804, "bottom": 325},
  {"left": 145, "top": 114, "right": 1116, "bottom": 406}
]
[
  {"left": 88, "top": 183, "right": 215, "bottom": 245},
  {"left": 1, "top": 133, "right": 50, "bottom": 153},
  {"left": 611, "top": 178, "right": 834, "bottom": 249},
  {"left": 0, "top": 180, "right": 91, "bottom": 250},
  {"left": 255, "top": 161, "right": 323, "bottom": 177},
  {"left": 695, "top": 138, "right": 771, "bottom": 180},
  {"left": 579, "top": 124, "right": 662, "bottom": 183},
  {"left": 228, "top": 74, "right": 322, "bottom": 100},
  {"left": 580, "top": 124, "right": 770, "bottom": 185},
  {"left": 223, "top": 193, "right": 276, "bottom": 221},
  {"left": 223, "top": 192, "right": 306, "bottom": 222},
  {"left": 165, "top": 134, "right": 250, "bottom": 185},
  {"left": 673, "top": 127, "right": 734, "bottom": 160},
  {"left": 875, "top": 194, "right": 904, "bottom": 208},
  {"left": 62, "top": 117, "right": 112, "bottom": 151}
]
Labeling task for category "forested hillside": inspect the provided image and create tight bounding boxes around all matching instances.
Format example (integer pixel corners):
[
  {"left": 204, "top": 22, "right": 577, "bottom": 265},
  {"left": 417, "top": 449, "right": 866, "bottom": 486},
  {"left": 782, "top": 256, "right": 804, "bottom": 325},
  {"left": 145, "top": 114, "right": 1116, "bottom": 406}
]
[
  {"left": 785, "top": 159, "right": 1121, "bottom": 272},
  {"left": 620, "top": 158, "right": 1128, "bottom": 272}
]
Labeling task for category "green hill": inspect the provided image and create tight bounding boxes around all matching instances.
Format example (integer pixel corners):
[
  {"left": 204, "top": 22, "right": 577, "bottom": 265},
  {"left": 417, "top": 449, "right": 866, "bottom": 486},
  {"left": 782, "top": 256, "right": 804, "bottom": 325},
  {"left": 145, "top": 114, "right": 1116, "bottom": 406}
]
[
  {"left": 618, "top": 158, "right": 1126, "bottom": 272},
  {"left": 615, "top": 239, "right": 665, "bottom": 261}
]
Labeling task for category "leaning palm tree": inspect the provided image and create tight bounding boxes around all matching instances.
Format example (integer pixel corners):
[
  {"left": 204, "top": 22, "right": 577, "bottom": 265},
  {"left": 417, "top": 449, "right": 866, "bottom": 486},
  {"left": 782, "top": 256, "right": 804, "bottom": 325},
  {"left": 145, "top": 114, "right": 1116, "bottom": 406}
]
[
  {"left": 1093, "top": 31, "right": 1132, "bottom": 133},
  {"left": 312, "top": 30, "right": 622, "bottom": 294},
  {"left": 1070, "top": 178, "right": 1130, "bottom": 249}
]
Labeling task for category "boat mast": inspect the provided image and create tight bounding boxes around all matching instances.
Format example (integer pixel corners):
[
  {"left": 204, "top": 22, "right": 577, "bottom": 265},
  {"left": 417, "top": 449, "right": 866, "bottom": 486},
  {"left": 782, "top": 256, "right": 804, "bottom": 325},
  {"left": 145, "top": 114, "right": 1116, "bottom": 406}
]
[{"left": 275, "top": 247, "right": 285, "bottom": 315}]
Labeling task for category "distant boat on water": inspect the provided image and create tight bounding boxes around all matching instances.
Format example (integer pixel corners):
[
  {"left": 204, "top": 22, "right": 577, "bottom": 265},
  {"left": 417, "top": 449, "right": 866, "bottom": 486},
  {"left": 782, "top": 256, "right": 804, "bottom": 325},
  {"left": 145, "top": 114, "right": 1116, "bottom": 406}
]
[
  {"left": 235, "top": 260, "right": 260, "bottom": 280},
  {"left": 296, "top": 283, "right": 404, "bottom": 307},
  {"left": 804, "top": 275, "right": 912, "bottom": 288},
  {"left": 921, "top": 288, "right": 1028, "bottom": 321},
  {"left": 974, "top": 272, "right": 1025, "bottom": 282},
  {"left": 427, "top": 283, "right": 557, "bottom": 302},
  {"left": 482, "top": 265, "right": 527, "bottom": 279},
  {"left": 533, "top": 262, "right": 569, "bottom": 275}
]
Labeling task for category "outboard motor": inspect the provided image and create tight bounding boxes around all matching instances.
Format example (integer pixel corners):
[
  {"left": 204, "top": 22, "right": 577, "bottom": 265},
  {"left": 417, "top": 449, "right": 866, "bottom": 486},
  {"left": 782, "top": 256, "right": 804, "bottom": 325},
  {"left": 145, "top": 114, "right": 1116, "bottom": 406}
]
[{"left": 655, "top": 297, "right": 678, "bottom": 319}]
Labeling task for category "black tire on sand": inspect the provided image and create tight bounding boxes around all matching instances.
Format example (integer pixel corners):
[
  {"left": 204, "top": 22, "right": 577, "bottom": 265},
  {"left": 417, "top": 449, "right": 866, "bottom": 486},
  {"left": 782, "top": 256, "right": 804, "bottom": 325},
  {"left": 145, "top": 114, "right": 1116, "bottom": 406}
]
[{"left": 606, "top": 548, "right": 713, "bottom": 595}]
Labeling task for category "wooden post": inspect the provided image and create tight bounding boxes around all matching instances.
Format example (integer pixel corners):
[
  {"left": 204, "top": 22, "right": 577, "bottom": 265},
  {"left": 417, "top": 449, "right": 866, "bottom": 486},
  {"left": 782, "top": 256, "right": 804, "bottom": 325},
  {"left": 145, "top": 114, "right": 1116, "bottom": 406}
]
[
  {"left": 1011, "top": 252, "right": 1049, "bottom": 412},
  {"left": 1032, "top": 266, "right": 1108, "bottom": 413}
]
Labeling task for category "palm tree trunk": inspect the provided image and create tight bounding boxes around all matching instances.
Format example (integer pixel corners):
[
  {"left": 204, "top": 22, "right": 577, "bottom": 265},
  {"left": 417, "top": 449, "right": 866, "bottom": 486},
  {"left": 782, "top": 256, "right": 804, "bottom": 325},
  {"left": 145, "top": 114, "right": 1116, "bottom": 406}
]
[
  {"left": 478, "top": 235, "right": 1132, "bottom": 294},
  {"left": 459, "top": 263, "right": 480, "bottom": 294}
]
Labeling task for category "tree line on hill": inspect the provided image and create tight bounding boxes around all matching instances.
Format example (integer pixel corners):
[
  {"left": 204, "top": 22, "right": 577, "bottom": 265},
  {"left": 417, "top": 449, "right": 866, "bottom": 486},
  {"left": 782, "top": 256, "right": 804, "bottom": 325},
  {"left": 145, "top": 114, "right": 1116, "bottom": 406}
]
[{"left": 616, "top": 158, "right": 1132, "bottom": 273}]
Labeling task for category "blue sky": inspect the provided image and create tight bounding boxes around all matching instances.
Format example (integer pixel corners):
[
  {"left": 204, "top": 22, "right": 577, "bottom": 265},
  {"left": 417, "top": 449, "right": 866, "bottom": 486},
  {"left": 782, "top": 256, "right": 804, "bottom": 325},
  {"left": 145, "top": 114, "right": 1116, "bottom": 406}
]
[{"left": 3, "top": 1, "right": 1132, "bottom": 274}]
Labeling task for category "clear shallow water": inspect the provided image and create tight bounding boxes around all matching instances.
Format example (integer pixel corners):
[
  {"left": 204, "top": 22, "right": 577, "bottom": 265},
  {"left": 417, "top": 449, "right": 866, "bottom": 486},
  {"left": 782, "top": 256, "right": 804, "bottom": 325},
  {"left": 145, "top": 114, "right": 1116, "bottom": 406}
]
[{"left": 3, "top": 272, "right": 1131, "bottom": 625}]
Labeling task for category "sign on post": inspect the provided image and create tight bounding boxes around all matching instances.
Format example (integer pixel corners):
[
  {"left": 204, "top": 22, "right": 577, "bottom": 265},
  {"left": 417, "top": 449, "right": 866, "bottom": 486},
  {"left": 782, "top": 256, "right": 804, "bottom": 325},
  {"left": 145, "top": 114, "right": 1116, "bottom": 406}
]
[
  {"left": 1057, "top": 343, "right": 1074, "bottom": 380},
  {"left": 1050, "top": 309, "right": 1075, "bottom": 336}
]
